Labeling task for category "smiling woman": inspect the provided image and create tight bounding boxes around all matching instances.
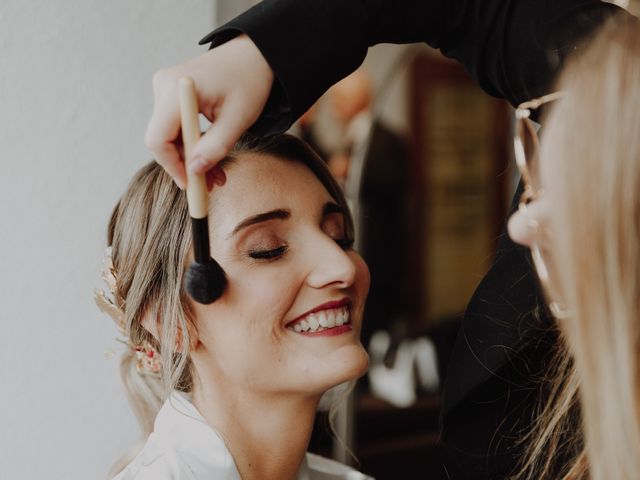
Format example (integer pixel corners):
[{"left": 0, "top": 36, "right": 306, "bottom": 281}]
[{"left": 97, "top": 134, "right": 373, "bottom": 480}]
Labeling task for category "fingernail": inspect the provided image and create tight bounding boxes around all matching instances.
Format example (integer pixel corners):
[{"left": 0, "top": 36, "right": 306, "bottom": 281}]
[
  {"left": 212, "top": 166, "right": 226, "bottom": 186},
  {"left": 189, "top": 156, "right": 206, "bottom": 174},
  {"left": 206, "top": 174, "right": 215, "bottom": 192}
]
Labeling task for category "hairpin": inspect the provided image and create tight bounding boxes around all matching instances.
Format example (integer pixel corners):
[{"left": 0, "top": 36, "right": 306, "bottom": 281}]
[{"left": 95, "top": 247, "right": 162, "bottom": 375}]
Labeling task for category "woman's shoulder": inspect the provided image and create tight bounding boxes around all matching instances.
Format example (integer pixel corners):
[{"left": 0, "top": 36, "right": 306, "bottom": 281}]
[
  {"left": 304, "top": 452, "right": 375, "bottom": 480},
  {"left": 112, "top": 457, "right": 176, "bottom": 480},
  {"left": 111, "top": 433, "right": 186, "bottom": 480},
  {"left": 110, "top": 428, "right": 240, "bottom": 480},
  {"left": 111, "top": 393, "right": 241, "bottom": 480},
  {"left": 112, "top": 438, "right": 373, "bottom": 480}
]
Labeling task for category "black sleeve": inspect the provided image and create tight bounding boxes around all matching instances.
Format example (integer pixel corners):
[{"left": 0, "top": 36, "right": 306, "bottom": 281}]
[{"left": 200, "top": 0, "right": 625, "bottom": 136}]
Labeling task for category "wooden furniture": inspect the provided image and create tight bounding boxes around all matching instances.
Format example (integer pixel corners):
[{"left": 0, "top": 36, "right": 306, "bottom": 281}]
[{"left": 410, "top": 49, "right": 511, "bottom": 328}]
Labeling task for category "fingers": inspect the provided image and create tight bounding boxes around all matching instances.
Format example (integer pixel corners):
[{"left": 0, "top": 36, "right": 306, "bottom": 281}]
[
  {"left": 145, "top": 70, "right": 234, "bottom": 192},
  {"left": 189, "top": 97, "right": 250, "bottom": 175},
  {"left": 145, "top": 82, "right": 187, "bottom": 189},
  {"left": 145, "top": 75, "right": 244, "bottom": 187},
  {"left": 153, "top": 141, "right": 187, "bottom": 190},
  {"left": 144, "top": 34, "right": 274, "bottom": 187}
]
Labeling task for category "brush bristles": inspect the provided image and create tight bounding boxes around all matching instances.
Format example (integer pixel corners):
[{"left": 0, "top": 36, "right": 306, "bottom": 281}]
[{"left": 185, "top": 259, "right": 227, "bottom": 304}]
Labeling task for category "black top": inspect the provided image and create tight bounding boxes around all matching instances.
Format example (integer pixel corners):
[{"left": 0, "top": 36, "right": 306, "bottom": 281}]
[
  {"left": 199, "top": 1, "right": 626, "bottom": 477},
  {"left": 201, "top": 0, "right": 621, "bottom": 132}
]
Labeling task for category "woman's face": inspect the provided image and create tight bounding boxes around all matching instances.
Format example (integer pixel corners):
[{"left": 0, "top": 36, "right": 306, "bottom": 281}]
[{"left": 190, "top": 153, "right": 370, "bottom": 397}]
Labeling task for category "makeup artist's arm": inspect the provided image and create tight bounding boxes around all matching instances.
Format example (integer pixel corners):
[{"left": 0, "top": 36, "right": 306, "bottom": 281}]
[
  {"left": 198, "top": 0, "right": 622, "bottom": 132},
  {"left": 147, "top": 0, "right": 623, "bottom": 184}
]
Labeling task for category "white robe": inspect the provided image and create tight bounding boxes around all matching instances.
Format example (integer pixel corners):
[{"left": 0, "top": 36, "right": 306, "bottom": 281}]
[{"left": 113, "top": 392, "right": 374, "bottom": 480}]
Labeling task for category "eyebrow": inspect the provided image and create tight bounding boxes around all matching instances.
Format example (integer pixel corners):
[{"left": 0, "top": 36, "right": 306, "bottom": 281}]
[
  {"left": 229, "top": 209, "right": 291, "bottom": 238},
  {"left": 228, "top": 202, "right": 346, "bottom": 238}
]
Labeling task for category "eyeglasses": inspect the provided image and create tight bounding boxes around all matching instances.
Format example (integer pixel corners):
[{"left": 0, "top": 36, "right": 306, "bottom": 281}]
[{"left": 514, "top": 91, "right": 569, "bottom": 319}]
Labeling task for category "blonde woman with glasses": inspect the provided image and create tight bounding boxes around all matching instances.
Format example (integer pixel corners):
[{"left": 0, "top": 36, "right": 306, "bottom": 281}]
[{"left": 508, "top": 16, "right": 640, "bottom": 480}]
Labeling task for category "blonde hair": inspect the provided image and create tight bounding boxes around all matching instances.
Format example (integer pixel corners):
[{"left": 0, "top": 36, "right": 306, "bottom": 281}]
[
  {"left": 103, "top": 134, "right": 354, "bottom": 476},
  {"left": 516, "top": 15, "right": 640, "bottom": 480}
]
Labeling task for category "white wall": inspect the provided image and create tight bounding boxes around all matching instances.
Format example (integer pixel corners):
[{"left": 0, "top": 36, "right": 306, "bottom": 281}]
[
  {"left": 218, "top": 0, "right": 259, "bottom": 23},
  {"left": 0, "top": 1, "right": 215, "bottom": 479},
  {"left": 362, "top": 43, "right": 416, "bottom": 136}
]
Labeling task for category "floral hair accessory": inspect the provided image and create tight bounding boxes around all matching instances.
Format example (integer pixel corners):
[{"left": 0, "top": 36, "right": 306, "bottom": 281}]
[{"left": 95, "top": 247, "right": 162, "bottom": 376}]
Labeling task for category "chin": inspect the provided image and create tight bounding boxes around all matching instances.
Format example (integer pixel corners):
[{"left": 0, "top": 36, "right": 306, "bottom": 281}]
[
  {"left": 346, "top": 345, "right": 370, "bottom": 380},
  {"left": 320, "top": 344, "right": 369, "bottom": 391}
]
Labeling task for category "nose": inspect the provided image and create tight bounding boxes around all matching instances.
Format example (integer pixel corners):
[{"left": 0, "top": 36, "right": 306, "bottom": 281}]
[
  {"left": 304, "top": 234, "right": 357, "bottom": 290},
  {"left": 507, "top": 205, "right": 537, "bottom": 248}
]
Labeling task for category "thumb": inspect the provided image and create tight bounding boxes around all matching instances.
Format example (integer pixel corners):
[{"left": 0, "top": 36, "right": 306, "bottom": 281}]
[{"left": 188, "top": 98, "right": 252, "bottom": 175}]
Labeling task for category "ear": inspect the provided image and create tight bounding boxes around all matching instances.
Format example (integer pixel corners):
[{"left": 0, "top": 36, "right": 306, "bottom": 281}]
[{"left": 141, "top": 309, "right": 199, "bottom": 352}]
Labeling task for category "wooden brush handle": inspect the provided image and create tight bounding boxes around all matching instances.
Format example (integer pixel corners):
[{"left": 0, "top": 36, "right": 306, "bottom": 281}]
[{"left": 178, "top": 77, "right": 208, "bottom": 219}]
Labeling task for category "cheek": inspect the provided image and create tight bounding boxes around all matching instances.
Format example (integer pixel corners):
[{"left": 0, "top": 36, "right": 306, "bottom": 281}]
[
  {"left": 196, "top": 267, "right": 302, "bottom": 377},
  {"left": 232, "top": 267, "right": 300, "bottom": 326}
]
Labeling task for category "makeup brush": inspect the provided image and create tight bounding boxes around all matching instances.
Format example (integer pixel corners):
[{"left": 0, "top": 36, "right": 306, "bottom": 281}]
[{"left": 178, "top": 76, "right": 227, "bottom": 304}]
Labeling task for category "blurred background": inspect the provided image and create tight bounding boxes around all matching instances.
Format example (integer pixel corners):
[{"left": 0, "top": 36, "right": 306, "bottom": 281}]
[{"left": 1, "top": 1, "right": 638, "bottom": 479}]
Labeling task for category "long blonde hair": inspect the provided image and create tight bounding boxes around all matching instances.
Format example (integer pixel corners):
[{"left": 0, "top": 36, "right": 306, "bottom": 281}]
[
  {"left": 103, "top": 134, "right": 353, "bottom": 476},
  {"left": 517, "top": 15, "right": 640, "bottom": 480}
]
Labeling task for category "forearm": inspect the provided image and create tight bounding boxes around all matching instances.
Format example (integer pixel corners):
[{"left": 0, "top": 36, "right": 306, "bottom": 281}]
[
  {"left": 200, "top": 0, "right": 626, "bottom": 135},
  {"left": 200, "top": 0, "right": 372, "bottom": 135},
  {"left": 436, "top": 0, "right": 625, "bottom": 107}
]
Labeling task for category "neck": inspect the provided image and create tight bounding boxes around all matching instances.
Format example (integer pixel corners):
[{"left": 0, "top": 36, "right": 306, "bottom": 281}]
[{"left": 191, "top": 376, "right": 320, "bottom": 480}]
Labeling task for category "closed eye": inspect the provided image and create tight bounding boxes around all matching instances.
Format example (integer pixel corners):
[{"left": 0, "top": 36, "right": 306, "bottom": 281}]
[{"left": 248, "top": 245, "right": 288, "bottom": 260}]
